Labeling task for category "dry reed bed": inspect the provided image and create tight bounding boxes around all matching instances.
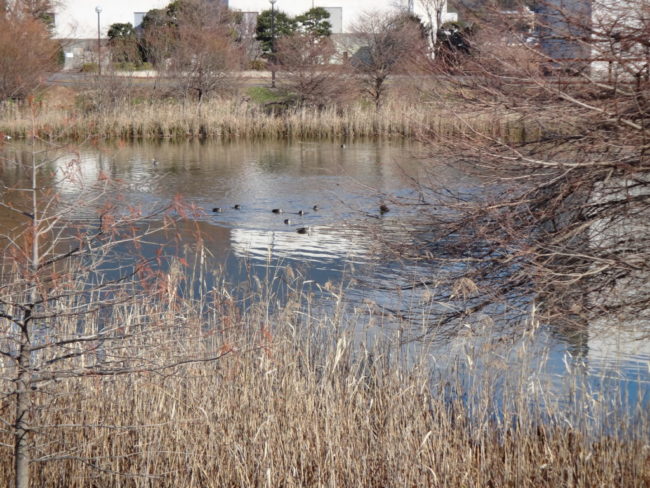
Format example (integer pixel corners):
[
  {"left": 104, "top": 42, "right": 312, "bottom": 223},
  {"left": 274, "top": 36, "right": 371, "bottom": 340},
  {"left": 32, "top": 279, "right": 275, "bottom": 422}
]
[
  {"left": 0, "top": 98, "right": 536, "bottom": 143},
  {"left": 0, "top": 273, "right": 647, "bottom": 488}
]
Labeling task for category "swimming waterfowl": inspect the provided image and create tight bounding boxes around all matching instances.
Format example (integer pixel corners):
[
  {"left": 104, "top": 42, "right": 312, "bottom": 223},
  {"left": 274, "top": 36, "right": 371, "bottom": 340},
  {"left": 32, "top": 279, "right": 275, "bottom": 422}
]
[
  {"left": 297, "top": 210, "right": 305, "bottom": 216},
  {"left": 212, "top": 207, "right": 223, "bottom": 213},
  {"left": 312, "top": 205, "right": 319, "bottom": 211},
  {"left": 379, "top": 204, "right": 390, "bottom": 214},
  {"left": 296, "top": 227, "right": 309, "bottom": 234},
  {"left": 272, "top": 208, "right": 283, "bottom": 214},
  {"left": 152, "top": 158, "right": 159, "bottom": 166},
  {"left": 284, "top": 218, "right": 291, "bottom": 225},
  {"left": 233, "top": 204, "right": 241, "bottom": 210}
]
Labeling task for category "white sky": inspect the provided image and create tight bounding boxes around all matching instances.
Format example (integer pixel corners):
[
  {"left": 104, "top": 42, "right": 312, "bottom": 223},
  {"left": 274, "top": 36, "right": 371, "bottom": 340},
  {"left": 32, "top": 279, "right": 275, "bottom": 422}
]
[{"left": 55, "top": 0, "right": 170, "bottom": 38}]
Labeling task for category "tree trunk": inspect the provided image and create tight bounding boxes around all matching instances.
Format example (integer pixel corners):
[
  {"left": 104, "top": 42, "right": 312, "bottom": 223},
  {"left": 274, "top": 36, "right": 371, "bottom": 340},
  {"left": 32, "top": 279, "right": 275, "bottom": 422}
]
[
  {"left": 12, "top": 116, "right": 41, "bottom": 488},
  {"left": 14, "top": 339, "right": 31, "bottom": 488}
]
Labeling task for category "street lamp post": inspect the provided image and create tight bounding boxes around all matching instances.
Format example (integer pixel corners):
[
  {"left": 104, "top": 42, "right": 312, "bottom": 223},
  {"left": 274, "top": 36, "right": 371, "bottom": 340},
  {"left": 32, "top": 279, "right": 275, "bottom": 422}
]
[
  {"left": 95, "top": 6, "right": 102, "bottom": 76},
  {"left": 269, "top": 0, "right": 277, "bottom": 88}
]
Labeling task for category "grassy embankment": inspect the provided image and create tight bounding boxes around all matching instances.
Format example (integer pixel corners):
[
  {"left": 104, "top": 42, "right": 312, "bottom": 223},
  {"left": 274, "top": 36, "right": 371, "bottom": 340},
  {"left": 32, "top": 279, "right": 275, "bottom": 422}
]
[
  {"left": 0, "top": 84, "right": 537, "bottom": 142},
  {"left": 0, "top": 259, "right": 647, "bottom": 487}
]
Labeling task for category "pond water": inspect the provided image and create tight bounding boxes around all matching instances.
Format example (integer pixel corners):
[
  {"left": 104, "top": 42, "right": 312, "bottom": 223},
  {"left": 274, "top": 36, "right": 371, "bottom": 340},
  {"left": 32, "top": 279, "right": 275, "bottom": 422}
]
[{"left": 1, "top": 139, "right": 648, "bottom": 409}]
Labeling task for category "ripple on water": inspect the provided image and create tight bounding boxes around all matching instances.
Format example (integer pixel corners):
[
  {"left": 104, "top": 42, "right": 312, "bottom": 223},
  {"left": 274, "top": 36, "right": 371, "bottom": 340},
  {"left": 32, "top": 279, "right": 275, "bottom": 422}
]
[{"left": 229, "top": 226, "right": 372, "bottom": 264}]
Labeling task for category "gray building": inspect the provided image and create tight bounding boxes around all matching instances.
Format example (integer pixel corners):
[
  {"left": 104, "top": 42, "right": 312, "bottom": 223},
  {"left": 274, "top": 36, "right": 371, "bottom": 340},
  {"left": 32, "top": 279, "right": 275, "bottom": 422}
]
[{"left": 535, "top": 0, "right": 592, "bottom": 73}]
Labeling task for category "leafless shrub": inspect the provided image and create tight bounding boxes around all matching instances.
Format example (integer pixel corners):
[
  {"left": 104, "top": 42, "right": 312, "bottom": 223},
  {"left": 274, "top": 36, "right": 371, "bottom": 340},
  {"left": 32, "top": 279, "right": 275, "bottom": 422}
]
[
  {"left": 0, "top": 3, "right": 59, "bottom": 100},
  {"left": 139, "top": 0, "right": 242, "bottom": 101},
  {"left": 385, "top": 0, "right": 650, "bottom": 337},
  {"left": 0, "top": 110, "right": 235, "bottom": 488},
  {"left": 352, "top": 12, "right": 429, "bottom": 109},
  {"left": 167, "top": 1, "right": 242, "bottom": 101},
  {"left": 276, "top": 33, "right": 358, "bottom": 109}
]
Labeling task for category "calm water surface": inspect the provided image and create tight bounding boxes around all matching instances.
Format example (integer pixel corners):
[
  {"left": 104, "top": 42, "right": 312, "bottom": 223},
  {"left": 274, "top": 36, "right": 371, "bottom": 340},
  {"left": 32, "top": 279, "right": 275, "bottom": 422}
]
[{"left": 2, "top": 139, "right": 648, "bottom": 406}]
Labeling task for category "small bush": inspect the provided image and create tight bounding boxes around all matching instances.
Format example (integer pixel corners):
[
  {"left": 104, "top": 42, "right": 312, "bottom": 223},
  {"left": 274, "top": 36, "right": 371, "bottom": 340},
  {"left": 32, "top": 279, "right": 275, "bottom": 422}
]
[
  {"left": 137, "top": 62, "right": 154, "bottom": 71},
  {"left": 80, "top": 63, "right": 98, "bottom": 73},
  {"left": 247, "top": 86, "right": 287, "bottom": 104},
  {"left": 112, "top": 62, "right": 136, "bottom": 71},
  {"left": 249, "top": 59, "right": 267, "bottom": 71}
]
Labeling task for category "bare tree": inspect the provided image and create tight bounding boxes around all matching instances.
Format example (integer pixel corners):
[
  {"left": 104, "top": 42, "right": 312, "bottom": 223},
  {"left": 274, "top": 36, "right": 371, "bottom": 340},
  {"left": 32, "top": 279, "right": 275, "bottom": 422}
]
[
  {"left": 276, "top": 33, "right": 356, "bottom": 108},
  {"left": 233, "top": 11, "right": 262, "bottom": 68},
  {"left": 140, "top": 0, "right": 241, "bottom": 101},
  {"left": 352, "top": 12, "right": 428, "bottom": 109},
  {"left": 0, "top": 2, "right": 58, "bottom": 100},
  {"left": 414, "top": 0, "right": 448, "bottom": 49},
  {"left": 0, "top": 110, "right": 230, "bottom": 488},
  {"left": 9, "top": 0, "right": 57, "bottom": 26},
  {"left": 139, "top": 3, "right": 179, "bottom": 67},
  {"left": 380, "top": 0, "right": 650, "bottom": 338},
  {"left": 166, "top": 0, "right": 242, "bottom": 101}
]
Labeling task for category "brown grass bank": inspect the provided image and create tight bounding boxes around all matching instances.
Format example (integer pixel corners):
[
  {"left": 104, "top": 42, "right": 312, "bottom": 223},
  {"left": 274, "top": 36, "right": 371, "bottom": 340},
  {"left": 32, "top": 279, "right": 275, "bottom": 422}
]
[
  {"left": 0, "top": 267, "right": 647, "bottom": 487},
  {"left": 0, "top": 96, "right": 537, "bottom": 143}
]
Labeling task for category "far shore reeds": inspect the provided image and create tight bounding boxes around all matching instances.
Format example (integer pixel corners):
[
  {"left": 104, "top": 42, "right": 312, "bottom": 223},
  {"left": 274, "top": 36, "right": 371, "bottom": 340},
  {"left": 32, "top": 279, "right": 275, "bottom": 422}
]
[{"left": 0, "top": 95, "right": 538, "bottom": 143}]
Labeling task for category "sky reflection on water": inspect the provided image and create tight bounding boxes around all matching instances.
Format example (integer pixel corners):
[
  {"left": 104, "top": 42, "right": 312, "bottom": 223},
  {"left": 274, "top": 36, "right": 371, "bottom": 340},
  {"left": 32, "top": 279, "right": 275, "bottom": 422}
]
[{"left": 1, "top": 139, "right": 648, "bottom": 411}]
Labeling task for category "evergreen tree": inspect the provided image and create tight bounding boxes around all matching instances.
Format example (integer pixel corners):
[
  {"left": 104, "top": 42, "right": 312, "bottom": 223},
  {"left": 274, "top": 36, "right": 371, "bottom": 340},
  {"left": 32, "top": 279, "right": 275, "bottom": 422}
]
[
  {"left": 108, "top": 23, "right": 142, "bottom": 64},
  {"left": 255, "top": 9, "right": 297, "bottom": 55},
  {"left": 295, "top": 7, "right": 332, "bottom": 37}
]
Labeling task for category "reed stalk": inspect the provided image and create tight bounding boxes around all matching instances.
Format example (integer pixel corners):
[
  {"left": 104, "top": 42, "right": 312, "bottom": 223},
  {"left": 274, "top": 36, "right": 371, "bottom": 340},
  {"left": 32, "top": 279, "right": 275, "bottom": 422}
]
[
  {"left": 0, "top": 97, "right": 539, "bottom": 143},
  {"left": 0, "top": 260, "right": 646, "bottom": 487}
]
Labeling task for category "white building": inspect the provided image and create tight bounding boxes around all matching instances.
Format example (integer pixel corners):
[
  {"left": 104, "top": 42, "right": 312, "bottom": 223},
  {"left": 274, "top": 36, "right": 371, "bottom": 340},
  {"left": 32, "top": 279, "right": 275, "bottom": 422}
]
[
  {"left": 229, "top": 0, "right": 455, "bottom": 33},
  {"left": 54, "top": 0, "right": 170, "bottom": 69},
  {"left": 53, "top": 0, "right": 455, "bottom": 68},
  {"left": 54, "top": 0, "right": 168, "bottom": 39}
]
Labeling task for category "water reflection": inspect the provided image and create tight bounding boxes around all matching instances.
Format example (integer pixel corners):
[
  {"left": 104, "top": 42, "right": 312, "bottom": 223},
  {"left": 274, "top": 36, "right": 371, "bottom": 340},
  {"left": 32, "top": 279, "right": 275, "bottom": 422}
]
[
  {"left": 230, "top": 226, "right": 370, "bottom": 263},
  {"left": 35, "top": 139, "right": 436, "bottom": 224},
  {"left": 1, "top": 139, "right": 648, "bottom": 402}
]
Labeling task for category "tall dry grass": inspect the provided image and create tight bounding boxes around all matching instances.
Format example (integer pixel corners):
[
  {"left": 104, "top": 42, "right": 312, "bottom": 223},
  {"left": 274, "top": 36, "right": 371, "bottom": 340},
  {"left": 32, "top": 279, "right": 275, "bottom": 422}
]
[
  {"left": 0, "top": 96, "right": 537, "bottom": 143},
  {"left": 0, "top": 259, "right": 647, "bottom": 487}
]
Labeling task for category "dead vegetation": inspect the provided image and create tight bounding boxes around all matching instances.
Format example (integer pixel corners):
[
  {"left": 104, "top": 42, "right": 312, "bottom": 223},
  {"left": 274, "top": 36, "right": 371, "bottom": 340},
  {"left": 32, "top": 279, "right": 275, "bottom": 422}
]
[{"left": 0, "top": 277, "right": 647, "bottom": 487}]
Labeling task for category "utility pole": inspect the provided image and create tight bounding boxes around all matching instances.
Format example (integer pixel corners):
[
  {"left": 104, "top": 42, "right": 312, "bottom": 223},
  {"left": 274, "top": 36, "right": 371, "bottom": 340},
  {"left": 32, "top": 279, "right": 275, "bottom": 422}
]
[{"left": 95, "top": 6, "right": 102, "bottom": 76}]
